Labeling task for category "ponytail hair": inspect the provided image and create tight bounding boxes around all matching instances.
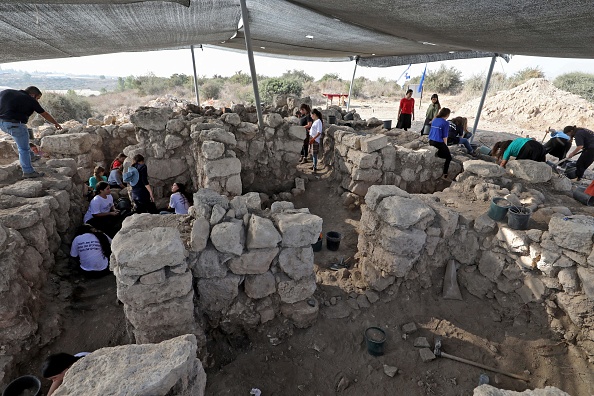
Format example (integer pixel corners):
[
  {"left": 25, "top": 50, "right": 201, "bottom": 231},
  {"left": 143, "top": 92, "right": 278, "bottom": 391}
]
[
  {"left": 312, "top": 108, "right": 323, "bottom": 121},
  {"left": 93, "top": 166, "right": 105, "bottom": 179}
]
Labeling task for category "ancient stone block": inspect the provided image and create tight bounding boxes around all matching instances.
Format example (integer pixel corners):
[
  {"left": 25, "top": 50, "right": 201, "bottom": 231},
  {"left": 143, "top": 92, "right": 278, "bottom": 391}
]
[
  {"left": 118, "top": 271, "right": 193, "bottom": 308},
  {"left": 246, "top": 215, "right": 282, "bottom": 249},
  {"left": 190, "top": 218, "right": 209, "bottom": 252},
  {"left": 201, "top": 141, "right": 225, "bottom": 159},
  {"left": 244, "top": 271, "right": 276, "bottom": 299},
  {"left": 376, "top": 195, "right": 435, "bottom": 228},
  {"left": 276, "top": 273, "right": 316, "bottom": 303},
  {"left": 281, "top": 299, "right": 319, "bottom": 328},
  {"left": 278, "top": 247, "right": 314, "bottom": 280},
  {"left": 364, "top": 185, "right": 409, "bottom": 211},
  {"left": 463, "top": 160, "right": 506, "bottom": 178},
  {"left": 204, "top": 157, "right": 242, "bottom": 179},
  {"left": 507, "top": 160, "right": 552, "bottom": 183},
  {"left": 274, "top": 212, "right": 323, "bottom": 247},
  {"left": 210, "top": 221, "right": 244, "bottom": 256},
  {"left": 197, "top": 274, "right": 241, "bottom": 311},
  {"left": 129, "top": 107, "right": 172, "bottom": 131},
  {"left": 378, "top": 226, "right": 426, "bottom": 255},
  {"left": 227, "top": 248, "right": 278, "bottom": 274},
  {"left": 549, "top": 215, "right": 594, "bottom": 254},
  {"left": 360, "top": 134, "right": 388, "bottom": 153}
]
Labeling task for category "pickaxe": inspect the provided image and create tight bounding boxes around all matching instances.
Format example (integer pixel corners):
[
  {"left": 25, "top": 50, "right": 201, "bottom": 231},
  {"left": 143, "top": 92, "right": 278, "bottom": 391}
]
[{"left": 433, "top": 337, "right": 530, "bottom": 382}]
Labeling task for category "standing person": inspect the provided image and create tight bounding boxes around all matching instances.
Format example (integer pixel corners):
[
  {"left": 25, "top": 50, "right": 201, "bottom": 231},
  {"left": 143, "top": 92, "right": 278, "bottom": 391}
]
[
  {"left": 130, "top": 154, "right": 157, "bottom": 213},
  {"left": 396, "top": 89, "right": 415, "bottom": 131},
  {"left": 70, "top": 224, "right": 112, "bottom": 277},
  {"left": 0, "top": 86, "right": 62, "bottom": 178},
  {"left": 491, "top": 138, "right": 546, "bottom": 168},
  {"left": 564, "top": 126, "right": 594, "bottom": 180},
  {"left": 448, "top": 117, "right": 475, "bottom": 155},
  {"left": 309, "top": 109, "right": 323, "bottom": 172},
  {"left": 298, "top": 104, "right": 313, "bottom": 163},
  {"left": 428, "top": 107, "right": 452, "bottom": 180},
  {"left": 161, "top": 182, "right": 192, "bottom": 214},
  {"left": 84, "top": 182, "right": 121, "bottom": 237},
  {"left": 420, "top": 93, "right": 440, "bottom": 135}
]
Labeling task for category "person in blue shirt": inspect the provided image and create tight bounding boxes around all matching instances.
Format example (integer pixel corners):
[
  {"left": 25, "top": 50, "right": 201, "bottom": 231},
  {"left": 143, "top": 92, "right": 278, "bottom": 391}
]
[
  {"left": 491, "top": 138, "right": 546, "bottom": 168},
  {"left": 428, "top": 107, "right": 452, "bottom": 180},
  {"left": 543, "top": 128, "right": 572, "bottom": 161}
]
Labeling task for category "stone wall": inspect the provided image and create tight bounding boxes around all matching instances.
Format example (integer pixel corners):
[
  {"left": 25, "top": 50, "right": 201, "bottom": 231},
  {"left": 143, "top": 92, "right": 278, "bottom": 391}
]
[
  {"left": 323, "top": 126, "right": 463, "bottom": 200},
  {"left": 54, "top": 334, "right": 206, "bottom": 396},
  {"left": 111, "top": 188, "right": 322, "bottom": 348},
  {"left": 0, "top": 159, "right": 86, "bottom": 386},
  {"left": 39, "top": 120, "right": 138, "bottom": 181},
  {"left": 358, "top": 161, "right": 594, "bottom": 360}
]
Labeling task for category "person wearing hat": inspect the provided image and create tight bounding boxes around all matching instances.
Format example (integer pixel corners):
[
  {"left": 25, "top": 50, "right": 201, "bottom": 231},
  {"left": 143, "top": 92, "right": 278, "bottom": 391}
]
[
  {"left": 563, "top": 125, "right": 594, "bottom": 180},
  {"left": 0, "top": 86, "right": 62, "bottom": 178},
  {"left": 42, "top": 352, "right": 89, "bottom": 395}
]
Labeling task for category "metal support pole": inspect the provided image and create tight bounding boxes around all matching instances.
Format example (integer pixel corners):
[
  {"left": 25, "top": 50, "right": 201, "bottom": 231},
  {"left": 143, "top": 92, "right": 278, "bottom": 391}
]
[
  {"left": 470, "top": 55, "right": 497, "bottom": 143},
  {"left": 346, "top": 56, "right": 359, "bottom": 111},
  {"left": 190, "top": 45, "right": 200, "bottom": 105},
  {"left": 239, "top": 0, "right": 264, "bottom": 129}
]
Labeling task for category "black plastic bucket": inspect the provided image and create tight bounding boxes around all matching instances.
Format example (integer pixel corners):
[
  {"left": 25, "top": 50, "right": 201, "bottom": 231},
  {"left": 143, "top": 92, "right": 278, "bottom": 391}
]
[
  {"left": 383, "top": 120, "right": 392, "bottom": 130},
  {"left": 487, "top": 197, "right": 510, "bottom": 221},
  {"left": 326, "top": 231, "right": 341, "bottom": 251},
  {"left": 564, "top": 166, "right": 577, "bottom": 179},
  {"left": 2, "top": 375, "right": 41, "bottom": 396},
  {"left": 328, "top": 115, "right": 337, "bottom": 125},
  {"left": 507, "top": 207, "right": 532, "bottom": 230},
  {"left": 312, "top": 237, "right": 323, "bottom": 252},
  {"left": 364, "top": 327, "right": 386, "bottom": 356},
  {"left": 573, "top": 187, "right": 594, "bottom": 206}
]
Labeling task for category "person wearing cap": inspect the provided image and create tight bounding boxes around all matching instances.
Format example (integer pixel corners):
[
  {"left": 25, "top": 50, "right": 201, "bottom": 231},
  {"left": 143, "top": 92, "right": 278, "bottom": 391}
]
[
  {"left": 564, "top": 125, "right": 594, "bottom": 180},
  {"left": 0, "top": 86, "right": 62, "bottom": 178}
]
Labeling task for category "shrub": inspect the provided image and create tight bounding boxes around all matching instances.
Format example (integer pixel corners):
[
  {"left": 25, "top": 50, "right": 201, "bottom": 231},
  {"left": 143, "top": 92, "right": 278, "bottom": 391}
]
[
  {"left": 38, "top": 91, "right": 92, "bottom": 122},
  {"left": 229, "top": 71, "right": 252, "bottom": 86},
  {"left": 200, "top": 80, "right": 222, "bottom": 100},
  {"left": 463, "top": 72, "right": 509, "bottom": 96},
  {"left": 319, "top": 73, "right": 342, "bottom": 82},
  {"left": 281, "top": 69, "right": 314, "bottom": 83},
  {"left": 553, "top": 72, "right": 594, "bottom": 102},
  {"left": 423, "top": 65, "right": 463, "bottom": 94},
  {"left": 345, "top": 76, "right": 368, "bottom": 98},
  {"left": 509, "top": 67, "right": 545, "bottom": 87},
  {"left": 260, "top": 77, "right": 303, "bottom": 102}
]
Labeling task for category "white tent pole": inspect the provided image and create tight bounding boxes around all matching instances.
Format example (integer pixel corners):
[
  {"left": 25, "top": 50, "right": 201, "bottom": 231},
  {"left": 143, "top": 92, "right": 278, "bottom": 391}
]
[
  {"left": 346, "top": 56, "right": 359, "bottom": 111},
  {"left": 190, "top": 45, "right": 200, "bottom": 105},
  {"left": 470, "top": 55, "right": 497, "bottom": 143},
  {"left": 239, "top": 0, "right": 264, "bottom": 129}
]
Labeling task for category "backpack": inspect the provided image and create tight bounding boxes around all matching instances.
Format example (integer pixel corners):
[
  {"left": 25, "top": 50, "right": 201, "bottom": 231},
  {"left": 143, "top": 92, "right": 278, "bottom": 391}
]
[{"left": 122, "top": 165, "right": 139, "bottom": 187}]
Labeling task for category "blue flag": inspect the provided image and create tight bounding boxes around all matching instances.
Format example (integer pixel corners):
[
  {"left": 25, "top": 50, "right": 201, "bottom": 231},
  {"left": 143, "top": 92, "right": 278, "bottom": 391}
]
[{"left": 418, "top": 64, "right": 427, "bottom": 93}]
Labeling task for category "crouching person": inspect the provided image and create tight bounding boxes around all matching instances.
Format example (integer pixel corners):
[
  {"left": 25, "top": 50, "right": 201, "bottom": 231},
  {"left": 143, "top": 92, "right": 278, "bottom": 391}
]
[
  {"left": 70, "top": 224, "right": 112, "bottom": 278},
  {"left": 84, "top": 181, "right": 122, "bottom": 237}
]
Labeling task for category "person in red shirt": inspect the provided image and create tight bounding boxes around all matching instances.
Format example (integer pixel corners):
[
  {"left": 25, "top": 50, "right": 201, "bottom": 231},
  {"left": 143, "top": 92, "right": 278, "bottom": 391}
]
[{"left": 396, "top": 89, "right": 415, "bottom": 131}]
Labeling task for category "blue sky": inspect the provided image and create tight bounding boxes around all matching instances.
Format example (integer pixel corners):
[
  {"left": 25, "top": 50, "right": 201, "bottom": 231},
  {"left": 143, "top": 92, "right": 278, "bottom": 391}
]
[{"left": 2, "top": 47, "right": 593, "bottom": 82}]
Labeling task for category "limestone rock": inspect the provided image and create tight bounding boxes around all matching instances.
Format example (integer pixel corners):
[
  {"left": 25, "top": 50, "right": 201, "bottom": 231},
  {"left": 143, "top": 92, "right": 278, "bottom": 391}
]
[
  {"left": 210, "top": 222, "right": 244, "bottom": 256},
  {"left": 209, "top": 204, "right": 226, "bottom": 225},
  {"left": 204, "top": 157, "right": 241, "bottom": 178},
  {"left": 146, "top": 158, "right": 187, "bottom": 180},
  {"left": 190, "top": 218, "right": 209, "bottom": 252},
  {"left": 473, "top": 385, "right": 569, "bottom": 395},
  {"left": 244, "top": 272, "right": 276, "bottom": 299},
  {"left": 274, "top": 212, "right": 323, "bottom": 247},
  {"left": 112, "top": 227, "right": 187, "bottom": 277},
  {"left": 201, "top": 141, "right": 225, "bottom": 159},
  {"left": 271, "top": 201, "right": 294, "bottom": 213},
  {"left": 478, "top": 251, "right": 506, "bottom": 282},
  {"left": 474, "top": 213, "right": 497, "bottom": 234},
  {"left": 227, "top": 248, "right": 278, "bottom": 274},
  {"left": 278, "top": 247, "right": 314, "bottom": 280},
  {"left": 197, "top": 274, "right": 241, "bottom": 311},
  {"left": 360, "top": 134, "right": 388, "bottom": 153},
  {"left": 164, "top": 135, "right": 184, "bottom": 150},
  {"left": 200, "top": 128, "right": 237, "bottom": 146},
  {"left": 548, "top": 215, "right": 594, "bottom": 254},
  {"left": 577, "top": 266, "right": 594, "bottom": 300},
  {"left": 376, "top": 195, "right": 435, "bottom": 228},
  {"left": 221, "top": 112, "right": 241, "bottom": 126},
  {"left": 166, "top": 118, "right": 186, "bottom": 133},
  {"left": 117, "top": 271, "right": 193, "bottom": 308},
  {"left": 558, "top": 268, "right": 579, "bottom": 293},
  {"left": 464, "top": 160, "right": 506, "bottom": 178},
  {"left": 130, "top": 107, "right": 172, "bottom": 131},
  {"left": 288, "top": 125, "right": 307, "bottom": 141},
  {"left": 551, "top": 176, "right": 572, "bottom": 192},
  {"left": 276, "top": 274, "right": 316, "bottom": 303},
  {"left": 264, "top": 113, "right": 283, "bottom": 128},
  {"left": 281, "top": 299, "right": 319, "bottom": 328},
  {"left": 41, "top": 133, "right": 100, "bottom": 155},
  {"left": 364, "top": 185, "right": 409, "bottom": 211},
  {"left": 507, "top": 160, "right": 552, "bottom": 183},
  {"left": 53, "top": 335, "right": 205, "bottom": 396},
  {"left": 379, "top": 226, "right": 426, "bottom": 255},
  {"left": 246, "top": 215, "right": 281, "bottom": 249}
]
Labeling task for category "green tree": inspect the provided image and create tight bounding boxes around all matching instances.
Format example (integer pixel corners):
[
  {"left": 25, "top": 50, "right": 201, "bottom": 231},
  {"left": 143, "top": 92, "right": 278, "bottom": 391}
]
[
  {"left": 260, "top": 77, "right": 303, "bottom": 102},
  {"left": 39, "top": 92, "right": 92, "bottom": 122},
  {"left": 319, "top": 73, "right": 342, "bottom": 82},
  {"left": 281, "top": 69, "right": 314, "bottom": 83},
  {"left": 229, "top": 71, "right": 252, "bottom": 85},
  {"left": 423, "top": 65, "right": 463, "bottom": 94},
  {"left": 554, "top": 72, "right": 594, "bottom": 102}
]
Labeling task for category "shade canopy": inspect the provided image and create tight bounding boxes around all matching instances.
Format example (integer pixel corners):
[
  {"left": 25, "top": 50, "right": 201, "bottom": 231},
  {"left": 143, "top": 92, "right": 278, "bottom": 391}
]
[{"left": 0, "top": 0, "right": 591, "bottom": 64}]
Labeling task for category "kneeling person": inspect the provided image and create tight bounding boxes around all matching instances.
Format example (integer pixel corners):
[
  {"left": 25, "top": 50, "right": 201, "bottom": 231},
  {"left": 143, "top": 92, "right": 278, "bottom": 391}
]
[
  {"left": 84, "top": 181, "right": 121, "bottom": 237},
  {"left": 70, "top": 224, "right": 112, "bottom": 277}
]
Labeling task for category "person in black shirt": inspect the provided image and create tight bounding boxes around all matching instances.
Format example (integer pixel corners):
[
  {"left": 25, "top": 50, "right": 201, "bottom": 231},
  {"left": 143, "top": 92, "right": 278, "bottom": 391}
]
[
  {"left": 0, "top": 86, "right": 62, "bottom": 178},
  {"left": 298, "top": 104, "right": 313, "bottom": 164},
  {"left": 130, "top": 154, "right": 157, "bottom": 213},
  {"left": 564, "top": 125, "right": 594, "bottom": 180}
]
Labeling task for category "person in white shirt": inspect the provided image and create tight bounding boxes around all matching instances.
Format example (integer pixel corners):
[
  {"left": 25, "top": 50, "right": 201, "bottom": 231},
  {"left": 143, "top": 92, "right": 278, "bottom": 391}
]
[
  {"left": 70, "top": 224, "right": 112, "bottom": 277},
  {"left": 161, "top": 182, "right": 192, "bottom": 214},
  {"left": 84, "top": 181, "right": 121, "bottom": 237},
  {"left": 309, "top": 108, "right": 323, "bottom": 172}
]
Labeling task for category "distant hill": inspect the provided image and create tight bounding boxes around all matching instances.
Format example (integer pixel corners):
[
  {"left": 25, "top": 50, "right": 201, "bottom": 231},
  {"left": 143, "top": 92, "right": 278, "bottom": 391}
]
[{"left": 0, "top": 69, "right": 118, "bottom": 93}]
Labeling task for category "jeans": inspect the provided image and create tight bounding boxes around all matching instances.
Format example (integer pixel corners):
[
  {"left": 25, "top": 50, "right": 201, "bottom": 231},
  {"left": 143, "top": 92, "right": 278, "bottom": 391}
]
[
  {"left": 459, "top": 137, "right": 473, "bottom": 153},
  {"left": 0, "top": 121, "right": 34, "bottom": 173},
  {"left": 313, "top": 153, "right": 318, "bottom": 169}
]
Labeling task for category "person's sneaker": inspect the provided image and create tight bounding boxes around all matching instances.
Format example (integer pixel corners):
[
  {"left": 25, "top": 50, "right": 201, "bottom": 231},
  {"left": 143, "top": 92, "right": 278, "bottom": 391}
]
[{"left": 22, "top": 171, "right": 44, "bottom": 178}]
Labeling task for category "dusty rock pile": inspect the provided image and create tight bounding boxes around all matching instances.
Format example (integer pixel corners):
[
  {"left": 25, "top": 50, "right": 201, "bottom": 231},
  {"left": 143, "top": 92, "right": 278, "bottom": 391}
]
[{"left": 457, "top": 78, "right": 594, "bottom": 132}]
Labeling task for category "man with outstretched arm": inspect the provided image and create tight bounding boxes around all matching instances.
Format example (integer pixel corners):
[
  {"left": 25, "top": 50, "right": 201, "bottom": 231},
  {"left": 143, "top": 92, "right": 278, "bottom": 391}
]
[{"left": 0, "top": 86, "right": 62, "bottom": 178}]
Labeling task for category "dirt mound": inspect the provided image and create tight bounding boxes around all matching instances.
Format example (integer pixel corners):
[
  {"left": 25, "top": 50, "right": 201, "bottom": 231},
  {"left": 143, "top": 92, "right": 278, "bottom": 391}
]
[{"left": 457, "top": 78, "right": 594, "bottom": 132}]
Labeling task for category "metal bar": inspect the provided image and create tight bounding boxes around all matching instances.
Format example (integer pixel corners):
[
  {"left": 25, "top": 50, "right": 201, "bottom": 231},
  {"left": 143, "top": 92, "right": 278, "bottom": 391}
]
[
  {"left": 190, "top": 45, "right": 200, "bottom": 105},
  {"left": 346, "top": 56, "right": 359, "bottom": 111},
  {"left": 239, "top": 0, "right": 263, "bottom": 129},
  {"left": 470, "top": 55, "right": 497, "bottom": 143},
  {"left": 441, "top": 352, "right": 530, "bottom": 382}
]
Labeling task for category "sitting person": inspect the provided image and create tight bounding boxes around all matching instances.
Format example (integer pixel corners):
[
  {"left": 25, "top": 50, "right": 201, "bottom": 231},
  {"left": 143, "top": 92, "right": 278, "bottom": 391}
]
[
  {"left": 543, "top": 128, "right": 572, "bottom": 160},
  {"left": 447, "top": 116, "right": 475, "bottom": 155},
  {"left": 84, "top": 182, "right": 122, "bottom": 237},
  {"left": 88, "top": 166, "right": 107, "bottom": 192},
  {"left": 161, "top": 182, "right": 192, "bottom": 214},
  {"left": 110, "top": 152, "right": 127, "bottom": 171},
  {"left": 70, "top": 224, "right": 112, "bottom": 277},
  {"left": 42, "top": 352, "right": 89, "bottom": 396},
  {"left": 108, "top": 164, "right": 125, "bottom": 189},
  {"left": 492, "top": 138, "right": 546, "bottom": 168}
]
